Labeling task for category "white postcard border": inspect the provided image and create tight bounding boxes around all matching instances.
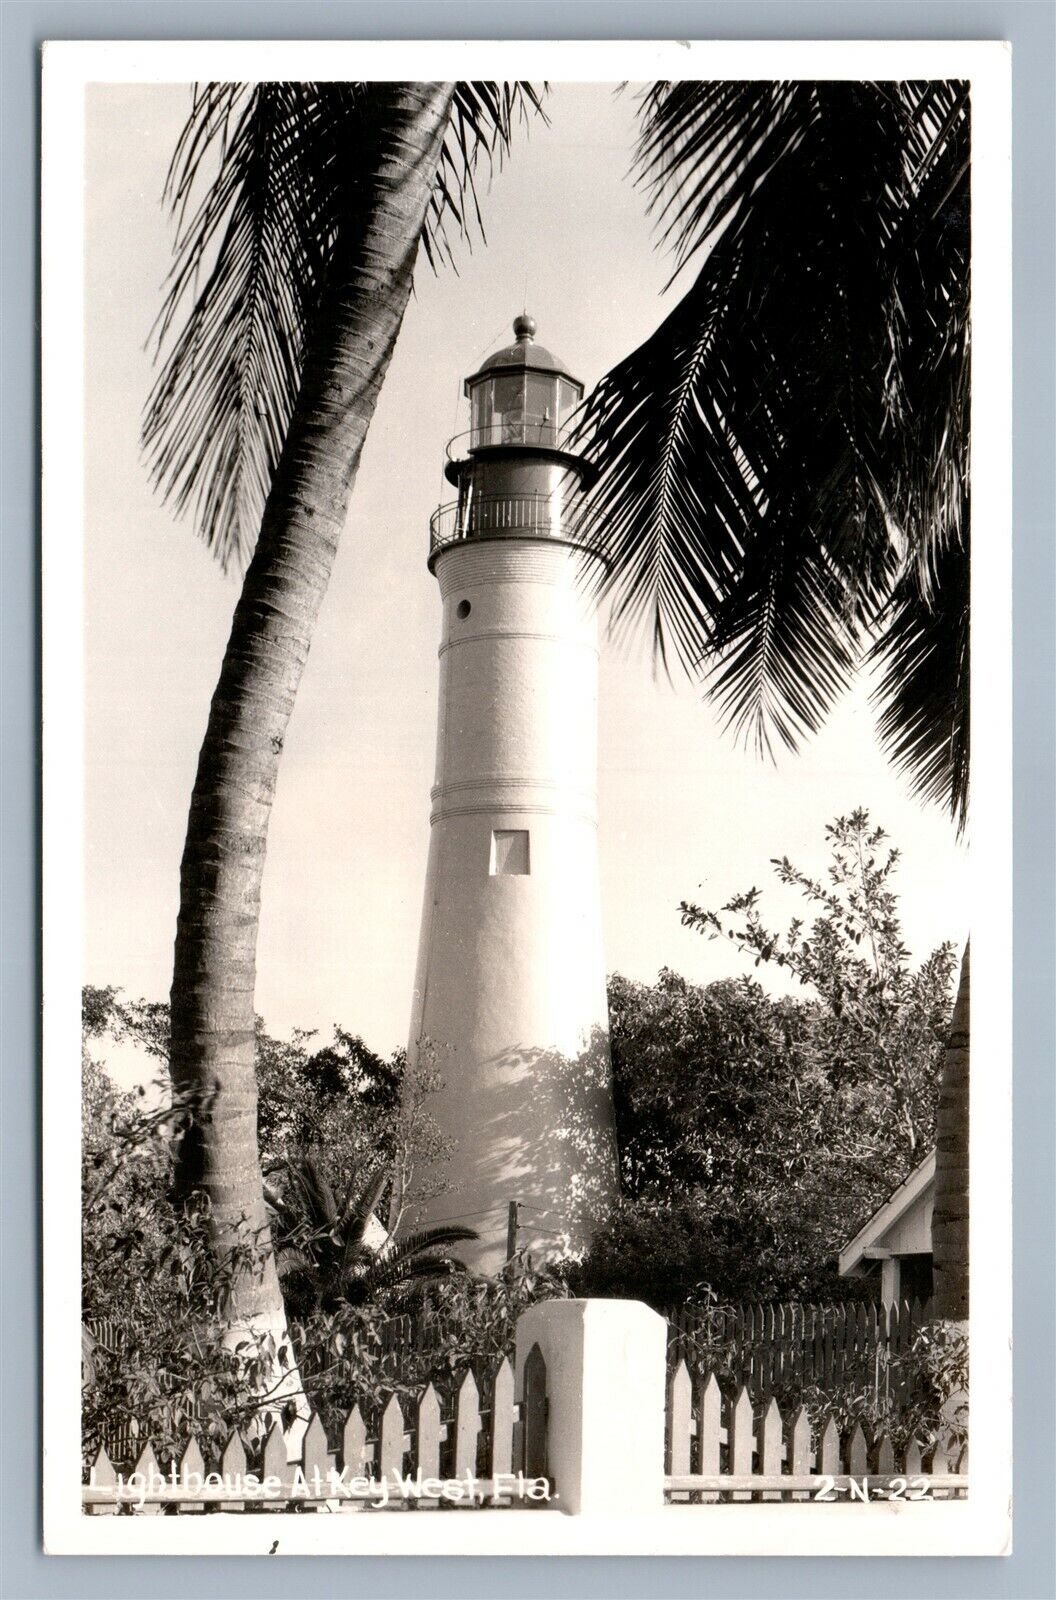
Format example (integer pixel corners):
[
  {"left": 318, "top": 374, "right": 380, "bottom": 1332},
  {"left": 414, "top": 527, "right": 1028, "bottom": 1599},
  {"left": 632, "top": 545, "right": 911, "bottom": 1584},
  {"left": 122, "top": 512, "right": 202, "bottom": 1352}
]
[{"left": 42, "top": 36, "right": 1013, "bottom": 1558}]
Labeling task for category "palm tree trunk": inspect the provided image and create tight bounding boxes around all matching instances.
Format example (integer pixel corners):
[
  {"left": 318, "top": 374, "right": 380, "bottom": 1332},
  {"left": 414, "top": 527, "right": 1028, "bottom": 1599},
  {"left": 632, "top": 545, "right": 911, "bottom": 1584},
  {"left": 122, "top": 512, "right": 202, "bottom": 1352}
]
[
  {"left": 931, "top": 940, "right": 969, "bottom": 1319},
  {"left": 168, "top": 83, "right": 455, "bottom": 1396}
]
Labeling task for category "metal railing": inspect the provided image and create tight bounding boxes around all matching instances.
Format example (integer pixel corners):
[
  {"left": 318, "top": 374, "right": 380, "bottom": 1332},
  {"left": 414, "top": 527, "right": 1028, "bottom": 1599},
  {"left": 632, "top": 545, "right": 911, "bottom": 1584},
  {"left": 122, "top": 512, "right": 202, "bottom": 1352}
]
[
  {"left": 446, "top": 420, "right": 581, "bottom": 461},
  {"left": 430, "top": 491, "right": 583, "bottom": 556}
]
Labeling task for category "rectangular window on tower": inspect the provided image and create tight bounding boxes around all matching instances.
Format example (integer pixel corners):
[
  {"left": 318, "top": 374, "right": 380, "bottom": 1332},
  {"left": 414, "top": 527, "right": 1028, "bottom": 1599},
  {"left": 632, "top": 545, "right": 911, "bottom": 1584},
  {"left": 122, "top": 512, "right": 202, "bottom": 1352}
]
[{"left": 490, "top": 829, "right": 530, "bottom": 876}]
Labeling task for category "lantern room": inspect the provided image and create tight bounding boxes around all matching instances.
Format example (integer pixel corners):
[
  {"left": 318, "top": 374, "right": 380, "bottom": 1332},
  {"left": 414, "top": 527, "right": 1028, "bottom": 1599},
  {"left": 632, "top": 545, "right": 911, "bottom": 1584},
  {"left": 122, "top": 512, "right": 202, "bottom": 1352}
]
[
  {"left": 465, "top": 313, "right": 583, "bottom": 452},
  {"left": 430, "top": 315, "right": 601, "bottom": 569}
]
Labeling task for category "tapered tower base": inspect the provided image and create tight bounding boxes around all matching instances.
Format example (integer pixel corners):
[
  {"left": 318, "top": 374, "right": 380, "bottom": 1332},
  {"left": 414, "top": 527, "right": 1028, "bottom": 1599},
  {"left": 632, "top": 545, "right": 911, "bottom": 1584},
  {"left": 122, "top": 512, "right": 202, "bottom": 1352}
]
[{"left": 405, "top": 536, "right": 617, "bottom": 1273}]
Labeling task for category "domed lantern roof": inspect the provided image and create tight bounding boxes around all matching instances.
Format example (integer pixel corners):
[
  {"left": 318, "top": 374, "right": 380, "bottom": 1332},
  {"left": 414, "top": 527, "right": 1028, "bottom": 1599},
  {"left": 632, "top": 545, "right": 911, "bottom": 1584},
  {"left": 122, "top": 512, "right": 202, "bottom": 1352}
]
[
  {"left": 455, "top": 315, "right": 586, "bottom": 470},
  {"left": 467, "top": 314, "right": 581, "bottom": 389}
]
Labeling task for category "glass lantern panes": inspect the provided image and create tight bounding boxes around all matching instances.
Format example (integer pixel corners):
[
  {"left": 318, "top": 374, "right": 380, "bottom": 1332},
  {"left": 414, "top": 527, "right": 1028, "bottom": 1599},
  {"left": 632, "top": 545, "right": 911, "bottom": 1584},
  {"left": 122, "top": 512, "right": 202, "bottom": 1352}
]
[
  {"left": 470, "top": 381, "right": 491, "bottom": 442},
  {"left": 557, "top": 379, "right": 581, "bottom": 435},
  {"left": 524, "top": 373, "right": 558, "bottom": 445},
  {"left": 469, "top": 370, "right": 583, "bottom": 449},
  {"left": 470, "top": 374, "right": 525, "bottom": 445}
]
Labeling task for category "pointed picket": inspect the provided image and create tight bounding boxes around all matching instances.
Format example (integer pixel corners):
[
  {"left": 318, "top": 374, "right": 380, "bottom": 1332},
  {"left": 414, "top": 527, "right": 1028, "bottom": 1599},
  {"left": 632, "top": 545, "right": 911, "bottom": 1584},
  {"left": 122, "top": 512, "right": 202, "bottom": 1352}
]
[
  {"left": 789, "top": 1406, "right": 812, "bottom": 1501},
  {"left": 177, "top": 1434, "right": 206, "bottom": 1514},
  {"left": 302, "top": 1411, "right": 331, "bottom": 1496},
  {"left": 729, "top": 1385, "right": 754, "bottom": 1501},
  {"left": 126, "top": 1442, "right": 162, "bottom": 1516},
  {"left": 221, "top": 1430, "right": 246, "bottom": 1477},
  {"left": 378, "top": 1392, "right": 406, "bottom": 1480},
  {"left": 416, "top": 1383, "right": 442, "bottom": 1483},
  {"left": 847, "top": 1421, "right": 869, "bottom": 1477},
  {"left": 341, "top": 1404, "right": 368, "bottom": 1478},
  {"left": 874, "top": 1431, "right": 895, "bottom": 1476},
  {"left": 87, "top": 1443, "right": 117, "bottom": 1515},
  {"left": 818, "top": 1414, "right": 840, "bottom": 1477},
  {"left": 489, "top": 1358, "right": 515, "bottom": 1479},
  {"left": 926, "top": 1439, "right": 950, "bottom": 1499},
  {"left": 812, "top": 1306, "right": 825, "bottom": 1388},
  {"left": 773, "top": 1306, "right": 786, "bottom": 1387},
  {"left": 904, "top": 1439, "right": 924, "bottom": 1477},
  {"left": 696, "top": 1372, "right": 721, "bottom": 1503},
  {"left": 888, "top": 1302, "right": 905, "bottom": 1401},
  {"left": 453, "top": 1367, "right": 482, "bottom": 1477},
  {"left": 867, "top": 1303, "right": 881, "bottom": 1374},
  {"left": 219, "top": 1432, "right": 247, "bottom": 1514},
  {"left": 262, "top": 1417, "right": 288, "bottom": 1489},
  {"left": 667, "top": 1360, "right": 692, "bottom": 1496},
  {"left": 787, "top": 1304, "right": 802, "bottom": 1381},
  {"left": 760, "top": 1396, "right": 783, "bottom": 1500},
  {"left": 852, "top": 1301, "right": 865, "bottom": 1387},
  {"left": 762, "top": 1306, "right": 777, "bottom": 1392},
  {"left": 855, "top": 1303, "right": 870, "bottom": 1384}
]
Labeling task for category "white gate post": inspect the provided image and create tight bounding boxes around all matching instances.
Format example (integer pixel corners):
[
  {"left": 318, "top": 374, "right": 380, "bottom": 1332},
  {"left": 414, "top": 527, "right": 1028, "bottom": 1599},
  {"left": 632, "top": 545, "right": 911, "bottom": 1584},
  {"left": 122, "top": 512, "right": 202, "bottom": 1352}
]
[{"left": 514, "top": 1298, "right": 667, "bottom": 1515}]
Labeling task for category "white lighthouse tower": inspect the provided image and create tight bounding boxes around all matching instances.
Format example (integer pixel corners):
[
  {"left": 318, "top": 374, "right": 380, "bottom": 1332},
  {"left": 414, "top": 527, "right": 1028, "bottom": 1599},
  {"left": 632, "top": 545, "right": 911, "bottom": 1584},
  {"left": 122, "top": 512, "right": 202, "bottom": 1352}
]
[{"left": 405, "top": 315, "right": 618, "bottom": 1273}]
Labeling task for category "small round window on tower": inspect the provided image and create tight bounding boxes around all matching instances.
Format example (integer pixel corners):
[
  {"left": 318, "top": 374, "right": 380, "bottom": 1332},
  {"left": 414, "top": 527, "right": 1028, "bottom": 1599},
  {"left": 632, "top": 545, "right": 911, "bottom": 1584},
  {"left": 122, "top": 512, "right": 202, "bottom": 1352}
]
[{"left": 456, "top": 600, "right": 471, "bottom": 619}]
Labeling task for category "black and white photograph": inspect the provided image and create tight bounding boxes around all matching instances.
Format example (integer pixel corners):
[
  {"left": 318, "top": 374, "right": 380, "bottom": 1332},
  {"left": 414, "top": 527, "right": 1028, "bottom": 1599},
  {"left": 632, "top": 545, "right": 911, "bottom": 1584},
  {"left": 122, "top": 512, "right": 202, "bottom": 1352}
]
[{"left": 41, "top": 39, "right": 1012, "bottom": 1557}]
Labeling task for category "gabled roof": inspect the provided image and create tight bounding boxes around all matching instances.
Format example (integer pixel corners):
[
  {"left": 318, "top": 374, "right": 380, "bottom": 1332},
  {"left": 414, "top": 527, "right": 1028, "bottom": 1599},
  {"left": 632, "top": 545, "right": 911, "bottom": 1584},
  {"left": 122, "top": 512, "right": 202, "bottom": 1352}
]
[{"left": 838, "top": 1148, "right": 936, "bottom": 1277}]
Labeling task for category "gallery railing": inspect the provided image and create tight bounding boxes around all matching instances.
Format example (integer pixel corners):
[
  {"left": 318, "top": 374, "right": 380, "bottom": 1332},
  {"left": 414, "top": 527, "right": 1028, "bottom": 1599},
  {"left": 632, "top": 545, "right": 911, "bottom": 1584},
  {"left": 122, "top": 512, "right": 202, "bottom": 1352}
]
[
  {"left": 445, "top": 420, "right": 581, "bottom": 461},
  {"left": 430, "top": 491, "right": 593, "bottom": 559}
]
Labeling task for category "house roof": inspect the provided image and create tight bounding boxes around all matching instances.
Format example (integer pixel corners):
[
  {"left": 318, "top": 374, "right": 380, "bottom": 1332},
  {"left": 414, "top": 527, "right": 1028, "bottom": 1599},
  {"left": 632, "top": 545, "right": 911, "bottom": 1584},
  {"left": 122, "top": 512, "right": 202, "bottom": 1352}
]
[{"left": 837, "top": 1148, "right": 936, "bottom": 1277}]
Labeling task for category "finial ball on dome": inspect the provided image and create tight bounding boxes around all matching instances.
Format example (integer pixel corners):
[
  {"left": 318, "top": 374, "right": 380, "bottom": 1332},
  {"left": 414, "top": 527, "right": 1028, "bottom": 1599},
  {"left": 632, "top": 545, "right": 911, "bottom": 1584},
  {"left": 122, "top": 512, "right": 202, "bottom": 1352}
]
[{"left": 513, "top": 313, "right": 537, "bottom": 342}]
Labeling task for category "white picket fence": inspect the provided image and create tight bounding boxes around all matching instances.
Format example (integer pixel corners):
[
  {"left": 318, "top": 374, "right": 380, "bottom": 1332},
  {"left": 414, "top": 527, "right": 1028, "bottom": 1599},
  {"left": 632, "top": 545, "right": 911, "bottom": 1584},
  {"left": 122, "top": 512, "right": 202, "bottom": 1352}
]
[
  {"left": 665, "top": 1364, "right": 966, "bottom": 1504},
  {"left": 83, "top": 1300, "right": 967, "bottom": 1515}
]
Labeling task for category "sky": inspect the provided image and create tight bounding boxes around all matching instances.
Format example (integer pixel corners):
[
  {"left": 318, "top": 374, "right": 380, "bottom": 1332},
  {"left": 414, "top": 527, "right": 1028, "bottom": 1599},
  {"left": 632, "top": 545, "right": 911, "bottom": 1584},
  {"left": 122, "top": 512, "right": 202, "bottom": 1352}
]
[{"left": 83, "top": 81, "right": 969, "bottom": 1067}]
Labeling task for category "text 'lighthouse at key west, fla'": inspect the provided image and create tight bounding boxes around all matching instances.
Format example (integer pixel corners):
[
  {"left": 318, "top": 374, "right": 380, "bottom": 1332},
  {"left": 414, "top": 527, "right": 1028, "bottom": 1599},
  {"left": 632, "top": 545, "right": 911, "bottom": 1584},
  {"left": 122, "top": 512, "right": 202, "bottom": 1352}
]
[{"left": 403, "top": 315, "right": 619, "bottom": 1274}]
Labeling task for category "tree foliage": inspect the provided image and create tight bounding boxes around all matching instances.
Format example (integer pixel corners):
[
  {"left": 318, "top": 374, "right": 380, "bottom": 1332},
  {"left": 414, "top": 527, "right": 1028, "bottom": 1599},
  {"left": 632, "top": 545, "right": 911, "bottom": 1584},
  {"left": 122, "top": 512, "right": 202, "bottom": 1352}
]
[
  {"left": 81, "top": 1045, "right": 277, "bottom": 1463},
  {"left": 681, "top": 808, "right": 957, "bottom": 1160},
  {"left": 81, "top": 991, "right": 459, "bottom": 1452},
  {"left": 573, "top": 810, "right": 957, "bottom": 1305},
  {"left": 263, "top": 1149, "right": 477, "bottom": 1318}
]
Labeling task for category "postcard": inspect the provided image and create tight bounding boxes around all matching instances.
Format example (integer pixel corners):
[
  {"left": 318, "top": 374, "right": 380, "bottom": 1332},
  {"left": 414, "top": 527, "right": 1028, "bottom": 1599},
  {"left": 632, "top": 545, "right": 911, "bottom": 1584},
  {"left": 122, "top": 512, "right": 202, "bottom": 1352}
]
[{"left": 42, "top": 38, "right": 1012, "bottom": 1556}]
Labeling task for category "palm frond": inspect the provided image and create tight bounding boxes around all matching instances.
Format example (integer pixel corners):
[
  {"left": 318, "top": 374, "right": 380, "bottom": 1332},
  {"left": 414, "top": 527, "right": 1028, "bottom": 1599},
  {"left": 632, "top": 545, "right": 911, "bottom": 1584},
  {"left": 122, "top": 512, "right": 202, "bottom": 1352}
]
[
  {"left": 273, "top": 1244, "right": 313, "bottom": 1277},
  {"left": 393, "top": 1255, "right": 471, "bottom": 1282},
  {"left": 869, "top": 530, "right": 969, "bottom": 828},
  {"left": 421, "top": 82, "right": 549, "bottom": 271},
  {"left": 881, "top": 82, "right": 971, "bottom": 597},
  {"left": 143, "top": 83, "right": 345, "bottom": 571},
  {"left": 580, "top": 80, "right": 970, "bottom": 810},
  {"left": 337, "top": 1162, "right": 389, "bottom": 1236},
  {"left": 634, "top": 81, "right": 819, "bottom": 279},
  {"left": 295, "top": 1151, "right": 340, "bottom": 1229},
  {"left": 144, "top": 81, "right": 548, "bottom": 571},
  {"left": 362, "top": 1252, "right": 471, "bottom": 1298},
  {"left": 380, "top": 1224, "right": 479, "bottom": 1264}
]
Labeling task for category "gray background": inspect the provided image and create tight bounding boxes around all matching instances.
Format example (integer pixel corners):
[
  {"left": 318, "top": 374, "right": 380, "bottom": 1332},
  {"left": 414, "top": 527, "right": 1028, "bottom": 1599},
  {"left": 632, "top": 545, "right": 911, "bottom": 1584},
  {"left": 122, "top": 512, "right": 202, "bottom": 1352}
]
[{"left": 2, "top": 2, "right": 1052, "bottom": 1596}]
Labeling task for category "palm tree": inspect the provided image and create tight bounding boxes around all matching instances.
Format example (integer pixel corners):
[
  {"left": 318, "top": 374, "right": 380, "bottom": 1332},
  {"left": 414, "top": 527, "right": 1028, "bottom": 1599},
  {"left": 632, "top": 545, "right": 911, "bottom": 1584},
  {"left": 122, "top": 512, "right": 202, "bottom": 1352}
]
[
  {"left": 144, "top": 81, "right": 546, "bottom": 1382},
  {"left": 263, "top": 1152, "right": 478, "bottom": 1318},
  {"left": 148, "top": 80, "right": 970, "bottom": 1374},
  {"left": 577, "top": 81, "right": 970, "bottom": 1322}
]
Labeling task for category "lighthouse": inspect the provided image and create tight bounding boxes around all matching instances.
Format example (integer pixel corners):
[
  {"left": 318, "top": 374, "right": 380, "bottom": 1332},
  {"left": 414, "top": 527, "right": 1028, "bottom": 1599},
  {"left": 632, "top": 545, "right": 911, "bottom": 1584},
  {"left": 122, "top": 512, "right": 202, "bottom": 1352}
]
[{"left": 404, "top": 315, "right": 618, "bottom": 1273}]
